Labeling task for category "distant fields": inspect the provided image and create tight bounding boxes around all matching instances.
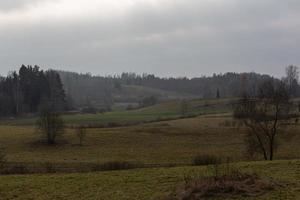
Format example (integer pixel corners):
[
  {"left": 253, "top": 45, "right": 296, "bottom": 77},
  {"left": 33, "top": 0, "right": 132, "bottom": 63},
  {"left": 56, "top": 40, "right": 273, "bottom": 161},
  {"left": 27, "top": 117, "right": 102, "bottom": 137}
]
[
  {"left": 0, "top": 160, "right": 299, "bottom": 200},
  {"left": 1, "top": 98, "right": 234, "bottom": 126}
]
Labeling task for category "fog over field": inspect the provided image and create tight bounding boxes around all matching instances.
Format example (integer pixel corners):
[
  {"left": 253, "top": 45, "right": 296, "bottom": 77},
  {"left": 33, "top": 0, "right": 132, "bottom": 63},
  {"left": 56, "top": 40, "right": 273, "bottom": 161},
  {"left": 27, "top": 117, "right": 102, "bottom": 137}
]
[{"left": 1, "top": 0, "right": 300, "bottom": 77}]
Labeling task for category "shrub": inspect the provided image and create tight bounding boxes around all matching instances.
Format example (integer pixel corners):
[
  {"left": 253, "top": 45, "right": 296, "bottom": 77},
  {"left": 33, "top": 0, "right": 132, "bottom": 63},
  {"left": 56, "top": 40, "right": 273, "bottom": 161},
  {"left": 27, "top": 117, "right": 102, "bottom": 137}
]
[
  {"left": 223, "top": 120, "right": 232, "bottom": 127},
  {"left": 81, "top": 106, "right": 98, "bottom": 114},
  {"left": 106, "top": 122, "right": 120, "bottom": 128},
  {"left": 167, "top": 172, "right": 277, "bottom": 200},
  {"left": 192, "top": 155, "right": 220, "bottom": 166},
  {"left": 126, "top": 105, "right": 134, "bottom": 110},
  {"left": 92, "top": 161, "right": 139, "bottom": 171},
  {"left": 167, "top": 163, "right": 278, "bottom": 200},
  {"left": 0, "top": 148, "right": 6, "bottom": 172},
  {"left": 44, "top": 162, "right": 56, "bottom": 173},
  {"left": 8, "top": 164, "right": 30, "bottom": 174},
  {"left": 36, "top": 109, "right": 65, "bottom": 145},
  {"left": 179, "top": 100, "right": 189, "bottom": 116},
  {"left": 139, "top": 96, "right": 158, "bottom": 107}
]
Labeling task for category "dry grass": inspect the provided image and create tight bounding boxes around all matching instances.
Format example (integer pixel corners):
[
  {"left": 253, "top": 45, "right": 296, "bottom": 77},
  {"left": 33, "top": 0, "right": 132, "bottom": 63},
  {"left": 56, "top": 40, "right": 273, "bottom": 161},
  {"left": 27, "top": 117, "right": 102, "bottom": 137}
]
[
  {"left": 0, "top": 160, "right": 299, "bottom": 200},
  {"left": 0, "top": 115, "right": 299, "bottom": 167},
  {"left": 167, "top": 172, "right": 279, "bottom": 200}
]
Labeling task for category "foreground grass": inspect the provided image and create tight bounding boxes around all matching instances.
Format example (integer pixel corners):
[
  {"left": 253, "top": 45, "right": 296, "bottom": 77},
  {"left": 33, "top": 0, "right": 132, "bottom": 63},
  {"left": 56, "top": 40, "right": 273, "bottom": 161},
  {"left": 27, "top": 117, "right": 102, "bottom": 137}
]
[{"left": 0, "top": 160, "right": 299, "bottom": 200}]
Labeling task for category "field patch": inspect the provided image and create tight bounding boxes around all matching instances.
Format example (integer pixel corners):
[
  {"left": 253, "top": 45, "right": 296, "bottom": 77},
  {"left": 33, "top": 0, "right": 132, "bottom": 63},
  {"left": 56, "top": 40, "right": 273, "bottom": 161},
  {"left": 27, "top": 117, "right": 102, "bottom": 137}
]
[{"left": 0, "top": 160, "right": 299, "bottom": 200}]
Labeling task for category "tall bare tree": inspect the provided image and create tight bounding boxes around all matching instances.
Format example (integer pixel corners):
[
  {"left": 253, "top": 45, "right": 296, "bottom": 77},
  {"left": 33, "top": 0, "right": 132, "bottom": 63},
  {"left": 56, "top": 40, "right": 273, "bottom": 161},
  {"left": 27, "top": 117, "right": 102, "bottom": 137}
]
[
  {"left": 36, "top": 108, "right": 65, "bottom": 145},
  {"left": 284, "top": 65, "right": 299, "bottom": 97},
  {"left": 234, "top": 80, "right": 291, "bottom": 160}
]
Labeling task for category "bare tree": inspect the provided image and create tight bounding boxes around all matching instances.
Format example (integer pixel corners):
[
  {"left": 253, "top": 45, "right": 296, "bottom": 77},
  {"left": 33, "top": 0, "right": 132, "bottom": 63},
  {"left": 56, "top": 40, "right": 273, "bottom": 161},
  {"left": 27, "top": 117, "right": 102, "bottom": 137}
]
[
  {"left": 76, "top": 126, "right": 87, "bottom": 146},
  {"left": 0, "top": 148, "right": 6, "bottom": 171},
  {"left": 284, "top": 65, "right": 299, "bottom": 97},
  {"left": 36, "top": 109, "right": 64, "bottom": 145},
  {"left": 180, "top": 100, "right": 189, "bottom": 116},
  {"left": 10, "top": 72, "right": 21, "bottom": 115},
  {"left": 234, "top": 80, "right": 291, "bottom": 161},
  {"left": 216, "top": 89, "right": 221, "bottom": 99}
]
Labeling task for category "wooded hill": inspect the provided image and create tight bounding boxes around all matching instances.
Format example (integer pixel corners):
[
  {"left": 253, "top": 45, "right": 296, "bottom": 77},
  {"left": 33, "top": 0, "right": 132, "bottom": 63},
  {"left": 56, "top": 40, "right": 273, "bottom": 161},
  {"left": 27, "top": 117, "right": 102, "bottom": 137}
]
[
  {"left": 58, "top": 70, "right": 293, "bottom": 109},
  {"left": 1, "top": 65, "right": 299, "bottom": 116}
]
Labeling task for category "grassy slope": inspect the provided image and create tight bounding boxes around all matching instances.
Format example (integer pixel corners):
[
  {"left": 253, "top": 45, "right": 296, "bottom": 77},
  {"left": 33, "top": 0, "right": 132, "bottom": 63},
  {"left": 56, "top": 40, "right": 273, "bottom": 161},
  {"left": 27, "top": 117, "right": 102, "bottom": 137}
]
[
  {"left": 114, "top": 85, "right": 200, "bottom": 101},
  {"left": 0, "top": 160, "right": 299, "bottom": 200},
  {"left": 2, "top": 98, "right": 234, "bottom": 126},
  {"left": 0, "top": 115, "right": 299, "bottom": 164}
]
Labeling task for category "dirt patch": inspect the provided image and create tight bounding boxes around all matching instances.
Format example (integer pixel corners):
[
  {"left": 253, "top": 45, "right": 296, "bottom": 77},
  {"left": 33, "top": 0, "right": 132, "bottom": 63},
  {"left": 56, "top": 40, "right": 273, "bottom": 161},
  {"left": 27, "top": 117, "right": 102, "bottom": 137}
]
[{"left": 167, "top": 173, "right": 280, "bottom": 200}]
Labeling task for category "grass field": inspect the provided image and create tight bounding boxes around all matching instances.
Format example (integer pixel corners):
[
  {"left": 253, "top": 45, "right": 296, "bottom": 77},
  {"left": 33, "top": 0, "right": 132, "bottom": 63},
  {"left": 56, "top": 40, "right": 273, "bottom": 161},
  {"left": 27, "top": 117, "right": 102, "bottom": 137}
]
[
  {"left": 113, "top": 85, "right": 200, "bottom": 103},
  {"left": 0, "top": 160, "right": 299, "bottom": 200},
  {"left": 1, "top": 98, "right": 234, "bottom": 126},
  {"left": 0, "top": 114, "right": 299, "bottom": 166},
  {"left": 0, "top": 98, "right": 299, "bottom": 199}
]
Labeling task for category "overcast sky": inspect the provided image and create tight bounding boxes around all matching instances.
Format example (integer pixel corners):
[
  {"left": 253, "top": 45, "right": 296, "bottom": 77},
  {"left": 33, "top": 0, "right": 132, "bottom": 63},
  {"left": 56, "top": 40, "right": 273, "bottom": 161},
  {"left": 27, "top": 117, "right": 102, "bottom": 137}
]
[{"left": 0, "top": 0, "right": 299, "bottom": 77}]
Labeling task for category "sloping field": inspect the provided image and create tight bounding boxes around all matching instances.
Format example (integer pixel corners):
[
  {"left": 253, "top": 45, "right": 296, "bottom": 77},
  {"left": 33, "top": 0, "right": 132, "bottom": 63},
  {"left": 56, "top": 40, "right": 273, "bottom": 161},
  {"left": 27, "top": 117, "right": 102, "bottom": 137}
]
[
  {"left": 0, "top": 115, "right": 299, "bottom": 165},
  {"left": 2, "top": 98, "right": 234, "bottom": 126},
  {"left": 113, "top": 85, "right": 200, "bottom": 102}
]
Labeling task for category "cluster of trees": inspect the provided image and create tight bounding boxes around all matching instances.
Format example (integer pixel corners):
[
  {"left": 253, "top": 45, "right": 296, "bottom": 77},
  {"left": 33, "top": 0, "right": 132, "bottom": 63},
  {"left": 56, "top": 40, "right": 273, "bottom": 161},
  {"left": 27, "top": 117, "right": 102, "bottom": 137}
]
[
  {"left": 0, "top": 65, "right": 67, "bottom": 116},
  {"left": 57, "top": 71, "right": 113, "bottom": 110},
  {"left": 139, "top": 96, "right": 158, "bottom": 107}
]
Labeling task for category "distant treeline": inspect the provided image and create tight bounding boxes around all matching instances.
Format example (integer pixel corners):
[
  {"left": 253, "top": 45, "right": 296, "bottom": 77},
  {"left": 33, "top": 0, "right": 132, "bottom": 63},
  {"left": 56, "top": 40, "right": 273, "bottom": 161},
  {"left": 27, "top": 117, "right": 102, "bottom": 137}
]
[
  {"left": 115, "top": 72, "right": 274, "bottom": 97},
  {"left": 58, "top": 71, "right": 113, "bottom": 109},
  {"left": 0, "top": 65, "right": 67, "bottom": 116},
  {"left": 1, "top": 65, "right": 298, "bottom": 116},
  {"left": 58, "top": 70, "right": 298, "bottom": 108}
]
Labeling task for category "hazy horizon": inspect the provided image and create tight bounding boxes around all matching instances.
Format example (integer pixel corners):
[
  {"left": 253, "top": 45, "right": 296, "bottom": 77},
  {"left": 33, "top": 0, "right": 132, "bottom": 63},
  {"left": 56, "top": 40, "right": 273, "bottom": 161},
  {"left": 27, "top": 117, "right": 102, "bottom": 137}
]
[
  {"left": 1, "top": 0, "right": 300, "bottom": 78},
  {"left": 0, "top": 65, "right": 284, "bottom": 79}
]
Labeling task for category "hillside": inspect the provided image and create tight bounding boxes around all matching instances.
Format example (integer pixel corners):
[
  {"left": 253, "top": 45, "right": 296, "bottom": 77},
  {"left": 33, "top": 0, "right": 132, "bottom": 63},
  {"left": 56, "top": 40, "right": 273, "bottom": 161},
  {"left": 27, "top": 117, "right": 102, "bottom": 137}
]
[
  {"left": 3, "top": 98, "right": 234, "bottom": 126},
  {"left": 0, "top": 113, "right": 298, "bottom": 165},
  {"left": 57, "top": 71, "right": 279, "bottom": 108},
  {"left": 113, "top": 85, "right": 199, "bottom": 103}
]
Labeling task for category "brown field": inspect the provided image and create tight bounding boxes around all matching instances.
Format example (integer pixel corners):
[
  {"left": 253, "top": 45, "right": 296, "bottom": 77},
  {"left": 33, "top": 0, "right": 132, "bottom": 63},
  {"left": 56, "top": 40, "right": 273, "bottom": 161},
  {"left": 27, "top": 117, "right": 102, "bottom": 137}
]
[{"left": 0, "top": 114, "right": 299, "bottom": 167}]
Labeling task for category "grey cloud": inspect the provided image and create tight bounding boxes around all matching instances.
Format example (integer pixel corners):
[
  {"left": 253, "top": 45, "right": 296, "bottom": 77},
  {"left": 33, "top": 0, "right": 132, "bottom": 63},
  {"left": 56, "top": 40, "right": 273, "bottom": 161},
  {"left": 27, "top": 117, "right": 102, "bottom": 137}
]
[
  {"left": 0, "top": 0, "right": 300, "bottom": 77},
  {"left": 0, "top": 0, "right": 45, "bottom": 11}
]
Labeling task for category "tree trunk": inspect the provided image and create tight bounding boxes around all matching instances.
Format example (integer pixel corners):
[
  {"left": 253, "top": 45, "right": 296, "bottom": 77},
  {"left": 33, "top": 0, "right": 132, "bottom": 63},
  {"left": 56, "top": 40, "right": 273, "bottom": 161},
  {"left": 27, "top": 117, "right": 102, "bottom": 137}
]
[{"left": 269, "top": 138, "right": 274, "bottom": 161}]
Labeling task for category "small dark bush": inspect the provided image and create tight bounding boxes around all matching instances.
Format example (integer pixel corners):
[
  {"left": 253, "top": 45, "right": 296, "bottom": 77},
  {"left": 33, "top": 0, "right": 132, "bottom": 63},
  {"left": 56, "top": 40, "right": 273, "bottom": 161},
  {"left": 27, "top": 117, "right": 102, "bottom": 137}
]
[
  {"left": 92, "top": 161, "right": 139, "bottom": 171},
  {"left": 98, "top": 106, "right": 111, "bottom": 113},
  {"left": 126, "top": 105, "right": 134, "bottom": 110},
  {"left": 224, "top": 120, "right": 232, "bottom": 127},
  {"left": 7, "top": 164, "right": 30, "bottom": 174},
  {"left": 44, "top": 162, "right": 56, "bottom": 173},
  {"left": 106, "top": 122, "right": 121, "bottom": 128},
  {"left": 192, "top": 155, "right": 220, "bottom": 166},
  {"left": 139, "top": 96, "right": 158, "bottom": 107},
  {"left": 0, "top": 149, "right": 6, "bottom": 173},
  {"left": 36, "top": 110, "right": 65, "bottom": 145},
  {"left": 81, "top": 107, "right": 98, "bottom": 114}
]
